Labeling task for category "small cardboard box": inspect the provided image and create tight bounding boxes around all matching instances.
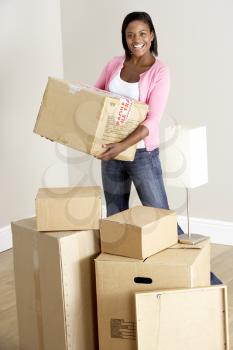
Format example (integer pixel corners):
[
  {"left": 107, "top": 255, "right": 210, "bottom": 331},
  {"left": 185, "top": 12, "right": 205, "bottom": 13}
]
[
  {"left": 95, "top": 239, "right": 210, "bottom": 350},
  {"left": 36, "top": 186, "right": 102, "bottom": 231},
  {"left": 100, "top": 205, "right": 178, "bottom": 259},
  {"left": 135, "top": 286, "right": 229, "bottom": 350},
  {"left": 33, "top": 77, "right": 149, "bottom": 161},
  {"left": 12, "top": 217, "right": 100, "bottom": 350}
]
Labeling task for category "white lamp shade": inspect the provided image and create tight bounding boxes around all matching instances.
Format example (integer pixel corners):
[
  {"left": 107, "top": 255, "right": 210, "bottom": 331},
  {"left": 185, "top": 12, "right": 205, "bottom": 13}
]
[{"left": 161, "top": 125, "right": 208, "bottom": 189}]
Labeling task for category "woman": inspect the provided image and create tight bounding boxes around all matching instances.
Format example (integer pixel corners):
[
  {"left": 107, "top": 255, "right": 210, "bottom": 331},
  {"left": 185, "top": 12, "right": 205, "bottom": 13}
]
[{"left": 95, "top": 12, "right": 184, "bottom": 227}]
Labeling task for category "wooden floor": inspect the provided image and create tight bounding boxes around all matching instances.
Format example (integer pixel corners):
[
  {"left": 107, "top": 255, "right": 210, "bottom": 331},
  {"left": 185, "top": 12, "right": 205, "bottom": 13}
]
[{"left": 0, "top": 244, "right": 232, "bottom": 350}]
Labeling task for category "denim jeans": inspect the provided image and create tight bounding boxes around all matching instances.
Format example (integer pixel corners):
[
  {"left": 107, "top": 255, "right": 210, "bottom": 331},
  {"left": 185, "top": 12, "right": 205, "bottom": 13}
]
[{"left": 101, "top": 147, "right": 183, "bottom": 234}]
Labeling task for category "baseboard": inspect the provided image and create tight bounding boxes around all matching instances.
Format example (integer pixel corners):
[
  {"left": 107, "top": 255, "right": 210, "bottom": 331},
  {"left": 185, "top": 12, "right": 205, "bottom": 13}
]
[
  {"left": 1, "top": 215, "right": 232, "bottom": 252},
  {"left": 178, "top": 216, "right": 233, "bottom": 245},
  {"left": 0, "top": 225, "right": 12, "bottom": 253}
]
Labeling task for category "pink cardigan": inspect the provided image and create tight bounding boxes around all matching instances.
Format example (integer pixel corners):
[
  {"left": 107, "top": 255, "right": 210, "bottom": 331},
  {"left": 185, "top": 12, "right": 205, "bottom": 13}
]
[{"left": 95, "top": 55, "right": 170, "bottom": 151}]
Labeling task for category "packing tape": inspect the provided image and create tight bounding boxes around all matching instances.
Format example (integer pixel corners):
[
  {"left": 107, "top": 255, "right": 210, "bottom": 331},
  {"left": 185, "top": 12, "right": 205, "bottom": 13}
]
[
  {"left": 33, "top": 232, "right": 45, "bottom": 350},
  {"left": 69, "top": 83, "right": 81, "bottom": 94}
]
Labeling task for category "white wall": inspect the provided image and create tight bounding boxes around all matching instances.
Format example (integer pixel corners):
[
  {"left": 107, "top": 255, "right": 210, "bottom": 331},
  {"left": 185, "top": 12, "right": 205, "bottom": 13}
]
[
  {"left": 60, "top": 0, "right": 233, "bottom": 223},
  {"left": 1, "top": 1, "right": 233, "bottom": 250},
  {"left": 0, "top": 0, "right": 68, "bottom": 230}
]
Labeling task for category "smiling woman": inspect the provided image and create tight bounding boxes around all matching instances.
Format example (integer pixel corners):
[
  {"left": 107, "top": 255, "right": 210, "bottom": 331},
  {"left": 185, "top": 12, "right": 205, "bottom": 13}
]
[{"left": 95, "top": 12, "right": 179, "bottom": 229}]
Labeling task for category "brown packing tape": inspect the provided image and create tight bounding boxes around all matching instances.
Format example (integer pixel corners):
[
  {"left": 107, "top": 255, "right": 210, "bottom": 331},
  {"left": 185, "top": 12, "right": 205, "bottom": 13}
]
[
  {"left": 223, "top": 286, "right": 230, "bottom": 349},
  {"left": 32, "top": 232, "right": 44, "bottom": 350},
  {"left": 58, "top": 239, "right": 70, "bottom": 349}
]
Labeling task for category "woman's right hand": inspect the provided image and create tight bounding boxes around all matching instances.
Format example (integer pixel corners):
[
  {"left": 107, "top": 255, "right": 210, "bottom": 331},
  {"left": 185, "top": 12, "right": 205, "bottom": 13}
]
[{"left": 96, "top": 142, "right": 126, "bottom": 160}]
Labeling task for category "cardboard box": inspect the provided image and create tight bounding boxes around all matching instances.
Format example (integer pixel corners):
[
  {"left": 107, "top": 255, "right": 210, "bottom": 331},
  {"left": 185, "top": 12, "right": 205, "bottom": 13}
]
[
  {"left": 33, "top": 77, "right": 149, "bottom": 161},
  {"left": 95, "top": 239, "right": 210, "bottom": 350},
  {"left": 135, "top": 286, "right": 229, "bottom": 350},
  {"left": 100, "top": 205, "right": 178, "bottom": 259},
  {"left": 12, "top": 217, "right": 100, "bottom": 350},
  {"left": 36, "top": 186, "right": 102, "bottom": 231}
]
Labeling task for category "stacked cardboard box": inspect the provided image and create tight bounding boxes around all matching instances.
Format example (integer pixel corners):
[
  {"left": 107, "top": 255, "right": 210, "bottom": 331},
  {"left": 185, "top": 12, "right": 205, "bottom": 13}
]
[
  {"left": 95, "top": 206, "right": 229, "bottom": 350},
  {"left": 11, "top": 186, "right": 102, "bottom": 350},
  {"left": 36, "top": 186, "right": 101, "bottom": 231},
  {"left": 12, "top": 194, "right": 229, "bottom": 350},
  {"left": 12, "top": 77, "right": 228, "bottom": 349},
  {"left": 99, "top": 205, "right": 178, "bottom": 259}
]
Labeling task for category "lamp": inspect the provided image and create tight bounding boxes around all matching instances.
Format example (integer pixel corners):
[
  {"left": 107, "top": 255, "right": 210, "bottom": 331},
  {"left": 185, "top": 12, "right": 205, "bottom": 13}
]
[{"left": 162, "top": 125, "right": 209, "bottom": 245}]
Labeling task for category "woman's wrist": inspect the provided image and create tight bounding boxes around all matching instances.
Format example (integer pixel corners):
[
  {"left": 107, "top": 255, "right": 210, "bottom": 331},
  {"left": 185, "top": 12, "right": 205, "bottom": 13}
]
[
  {"left": 120, "top": 139, "right": 130, "bottom": 150},
  {"left": 120, "top": 125, "right": 148, "bottom": 149}
]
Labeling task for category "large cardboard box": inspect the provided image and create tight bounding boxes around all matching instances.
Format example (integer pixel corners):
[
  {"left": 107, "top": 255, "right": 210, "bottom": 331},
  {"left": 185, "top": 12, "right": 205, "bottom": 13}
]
[
  {"left": 33, "top": 77, "right": 149, "bottom": 161},
  {"left": 100, "top": 205, "right": 178, "bottom": 259},
  {"left": 95, "top": 239, "right": 210, "bottom": 350},
  {"left": 12, "top": 218, "right": 100, "bottom": 350},
  {"left": 135, "top": 286, "right": 229, "bottom": 350},
  {"left": 36, "top": 186, "right": 101, "bottom": 231}
]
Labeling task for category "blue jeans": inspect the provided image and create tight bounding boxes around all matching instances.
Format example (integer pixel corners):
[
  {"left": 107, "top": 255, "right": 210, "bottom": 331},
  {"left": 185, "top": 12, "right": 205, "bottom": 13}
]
[
  {"left": 101, "top": 147, "right": 222, "bottom": 286},
  {"left": 101, "top": 147, "right": 183, "bottom": 235}
]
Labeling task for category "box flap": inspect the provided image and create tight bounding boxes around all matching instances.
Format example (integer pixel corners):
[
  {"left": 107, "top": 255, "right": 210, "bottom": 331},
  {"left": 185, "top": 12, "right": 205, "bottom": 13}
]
[
  {"left": 95, "top": 253, "right": 142, "bottom": 263},
  {"left": 95, "top": 247, "right": 201, "bottom": 265},
  {"left": 145, "top": 245, "right": 205, "bottom": 266},
  {"left": 101, "top": 206, "right": 175, "bottom": 227},
  {"left": 37, "top": 186, "right": 101, "bottom": 199},
  {"left": 12, "top": 217, "right": 38, "bottom": 231},
  {"left": 135, "top": 285, "right": 229, "bottom": 350},
  {"left": 11, "top": 217, "right": 96, "bottom": 239}
]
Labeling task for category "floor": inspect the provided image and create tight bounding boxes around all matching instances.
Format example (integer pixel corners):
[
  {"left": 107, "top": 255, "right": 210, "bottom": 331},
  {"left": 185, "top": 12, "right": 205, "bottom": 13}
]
[{"left": 0, "top": 244, "right": 232, "bottom": 350}]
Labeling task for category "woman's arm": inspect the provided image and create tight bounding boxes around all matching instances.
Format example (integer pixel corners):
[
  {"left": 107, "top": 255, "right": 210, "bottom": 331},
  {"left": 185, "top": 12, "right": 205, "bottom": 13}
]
[
  {"left": 94, "top": 61, "right": 110, "bottom": 90},
  {"left": 96, "top": 124, "right": 149, "bottom": 160},
  {"left": 140, "top": 65, "right": 170, "bottom": 137}
]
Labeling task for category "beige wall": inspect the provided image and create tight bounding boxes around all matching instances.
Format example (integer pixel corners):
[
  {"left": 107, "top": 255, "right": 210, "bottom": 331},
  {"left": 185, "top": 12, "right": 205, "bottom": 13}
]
[
  {"left": 1, "top": 1, "right": 232, "bottom": 230},
  {"left": 0, "top": 0, "right": 68, "bottom": 228},
  {"left": 60, "top": 0, "right": 233, "bottom": 222}
]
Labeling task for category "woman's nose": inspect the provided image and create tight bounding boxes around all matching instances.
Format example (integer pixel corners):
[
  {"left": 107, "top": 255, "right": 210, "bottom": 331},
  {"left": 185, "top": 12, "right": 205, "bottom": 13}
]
[{"left": 133, "top": 34, "right": 141, "bottom": 42}]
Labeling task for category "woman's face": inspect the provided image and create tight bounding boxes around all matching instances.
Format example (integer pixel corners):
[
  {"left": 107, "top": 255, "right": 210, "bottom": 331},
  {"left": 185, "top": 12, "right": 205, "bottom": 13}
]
[{"left": 125, "top": 20, "right": 154, "bottom": 58}]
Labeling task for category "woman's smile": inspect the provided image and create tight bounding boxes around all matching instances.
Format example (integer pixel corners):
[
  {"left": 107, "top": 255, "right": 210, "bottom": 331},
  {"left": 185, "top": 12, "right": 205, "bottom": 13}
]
[{"left": 132, "top": 43, "right": 145, "bottom": 49}]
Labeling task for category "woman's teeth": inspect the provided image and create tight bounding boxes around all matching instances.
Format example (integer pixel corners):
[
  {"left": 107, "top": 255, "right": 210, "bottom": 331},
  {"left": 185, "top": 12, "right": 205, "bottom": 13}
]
[{"left": 133, "top": 44, "right": 144, "bottom": 48}]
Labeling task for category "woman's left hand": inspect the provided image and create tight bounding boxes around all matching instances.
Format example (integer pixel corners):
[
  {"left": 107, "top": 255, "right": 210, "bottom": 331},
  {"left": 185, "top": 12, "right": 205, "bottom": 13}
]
[{"left": 96, "top": 142, "right": 126, "bottom": 160}]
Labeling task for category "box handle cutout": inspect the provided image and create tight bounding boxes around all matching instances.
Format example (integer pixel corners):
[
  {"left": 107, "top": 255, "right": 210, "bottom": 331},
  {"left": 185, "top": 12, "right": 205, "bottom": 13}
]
[{"left": 134, "top": 277, "right": 152, "bottom": 284}]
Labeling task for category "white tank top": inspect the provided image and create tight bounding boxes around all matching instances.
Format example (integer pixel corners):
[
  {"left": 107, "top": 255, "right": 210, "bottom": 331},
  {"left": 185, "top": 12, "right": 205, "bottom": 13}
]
[{"left": 109, "top": 71, "right": 145, "bottom": 149}]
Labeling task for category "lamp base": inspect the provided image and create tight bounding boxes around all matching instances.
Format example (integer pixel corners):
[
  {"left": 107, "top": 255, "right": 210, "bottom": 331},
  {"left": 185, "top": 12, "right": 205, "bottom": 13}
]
[{"left": 178, "top": 233, "right": 209, "bottom": 245}]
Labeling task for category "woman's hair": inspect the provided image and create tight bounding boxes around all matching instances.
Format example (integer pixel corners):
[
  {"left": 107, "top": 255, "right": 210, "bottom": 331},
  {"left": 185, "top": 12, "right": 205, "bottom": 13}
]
[{"left": 121, "top": 12, "right": 158, "bottom": 60}]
